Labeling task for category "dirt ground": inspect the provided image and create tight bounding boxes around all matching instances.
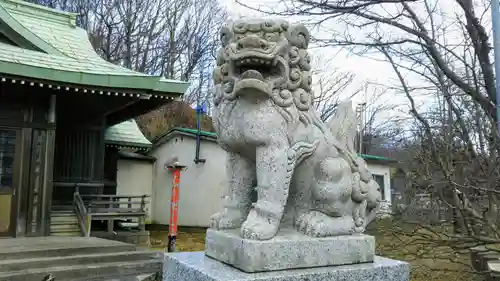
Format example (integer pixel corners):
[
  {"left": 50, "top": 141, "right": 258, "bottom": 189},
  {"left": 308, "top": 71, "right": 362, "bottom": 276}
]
[
  {"left": 149, "top": 220, "right": 480, "bottom": 281},
  {"left": 149, "top": 227, "right": 205, "bottom": 252}
]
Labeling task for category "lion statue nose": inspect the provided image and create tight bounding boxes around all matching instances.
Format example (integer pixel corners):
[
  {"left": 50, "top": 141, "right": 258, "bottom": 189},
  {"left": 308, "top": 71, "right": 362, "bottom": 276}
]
[{"left": 237, "top": 35, "right": 268, "bottom": 50}]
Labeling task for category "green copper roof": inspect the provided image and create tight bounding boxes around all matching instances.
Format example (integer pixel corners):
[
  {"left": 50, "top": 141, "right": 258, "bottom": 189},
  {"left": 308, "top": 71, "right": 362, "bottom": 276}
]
[
  {"left": 105, "top": 119, "right": 151, "bottom": 149},
  {"left": 0, "top": 0, "right": 189, "bottom": 95},
  {"left": 358, "top": 154, "right": 396, "bottom": 162}
]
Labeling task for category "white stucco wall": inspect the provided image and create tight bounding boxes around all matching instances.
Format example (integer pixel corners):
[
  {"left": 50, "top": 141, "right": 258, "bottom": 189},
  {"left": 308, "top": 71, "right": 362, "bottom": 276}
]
[
  {"left": 150, "top": 133, "right": 394, "bottom": 227},
  {"left": 150, "top": 135, "right": 226, "bottom": 227},
  {"left": 116, "top": 159, "right": 154, "bottom": 219},
  {"left": 365, "top": 163, "right": 392, "bottom": 204}
]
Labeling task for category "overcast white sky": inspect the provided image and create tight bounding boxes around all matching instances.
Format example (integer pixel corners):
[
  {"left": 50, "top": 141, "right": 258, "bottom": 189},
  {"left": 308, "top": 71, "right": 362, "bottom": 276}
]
[{"left": 216, "top": 0, "right": 413, "bottom": 124}]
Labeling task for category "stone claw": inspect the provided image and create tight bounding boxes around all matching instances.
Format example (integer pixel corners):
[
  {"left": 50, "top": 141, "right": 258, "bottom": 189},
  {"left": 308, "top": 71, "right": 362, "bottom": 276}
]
[
  {"left": 209, "top": 209, "right": 246, "bottom": 230},
  {"left": 240, "top": 209, "right": 279, "bottom": 240}
]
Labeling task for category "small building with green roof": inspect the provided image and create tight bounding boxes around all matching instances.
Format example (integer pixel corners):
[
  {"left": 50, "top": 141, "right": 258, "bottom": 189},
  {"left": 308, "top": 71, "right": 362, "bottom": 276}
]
[
  {"left": 147, "top": 127, "right": 396, "bottom": 228},
  {"left": 0, "top": 0, "right": 188, "bottom": 238}
]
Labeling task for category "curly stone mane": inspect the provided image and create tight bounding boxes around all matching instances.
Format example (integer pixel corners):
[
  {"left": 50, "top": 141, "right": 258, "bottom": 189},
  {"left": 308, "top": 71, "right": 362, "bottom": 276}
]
[{"left": 212, "top": 19, "right": 321, "bottom": 127}]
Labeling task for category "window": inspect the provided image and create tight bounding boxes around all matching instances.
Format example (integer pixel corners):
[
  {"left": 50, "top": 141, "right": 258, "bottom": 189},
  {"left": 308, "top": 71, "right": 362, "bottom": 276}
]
[
  {"left": 0, "top": 130, "right": 15, "bottom": 193},
  {"left": 250, "top": 187, "right": 258, "bottom": 203},
  {"left": 372, "top": 174, "right": 385, "bottom": 200}
]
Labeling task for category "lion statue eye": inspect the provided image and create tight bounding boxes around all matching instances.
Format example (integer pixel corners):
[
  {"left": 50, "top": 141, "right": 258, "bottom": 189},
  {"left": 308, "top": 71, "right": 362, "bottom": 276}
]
[
  {"left": 297, "top": 34, "right": 308, "bottom": 48},
  {"left": 265, "top": 34, "right": 274, "bottom": 41}
]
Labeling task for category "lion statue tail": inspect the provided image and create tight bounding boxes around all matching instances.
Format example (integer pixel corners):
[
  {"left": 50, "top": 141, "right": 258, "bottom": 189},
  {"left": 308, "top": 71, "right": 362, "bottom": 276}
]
[
  {"left": 326, "top": 100, "right": 382, "bottom": 230},
  {"left": 327, "top": 100, "right": 357, "bottom": 154}
]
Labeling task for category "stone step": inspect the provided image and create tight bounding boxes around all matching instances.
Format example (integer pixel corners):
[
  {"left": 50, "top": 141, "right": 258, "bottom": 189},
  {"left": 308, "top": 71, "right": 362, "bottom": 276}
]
[
  {"left": 0, "top": 250, "right": 160, "bottom": 272},
  {"left": 49, "top": 231, "right": 82, "bottom": 237},
  {"left": 0, "top": 237, "right": 136, "bottom": 260},
  {"left": 0, "top": 259, "right": 162, "bottom": 281}
]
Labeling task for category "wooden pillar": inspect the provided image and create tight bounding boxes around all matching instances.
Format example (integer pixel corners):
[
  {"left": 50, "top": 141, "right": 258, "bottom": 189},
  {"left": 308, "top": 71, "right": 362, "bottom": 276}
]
[
  {"left": 15, "top": 127, "right": 32, "bottom": 237},
  {"left": 40, "top": 95, "right": 56, "bottom": 236},
  {"left": 25, "top": 94, "right": 57, "bottom": 237},
  {"left": 40, "top": 129, "right": 55, "bottom": 236},
  {"left": 27, "top": 129, "right": 47, "bottom": 236}
]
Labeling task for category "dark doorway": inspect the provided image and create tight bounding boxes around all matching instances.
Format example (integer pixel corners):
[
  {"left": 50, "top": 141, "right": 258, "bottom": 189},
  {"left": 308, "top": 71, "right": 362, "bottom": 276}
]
[{"left": 0, "top": 128, "right": 19, "bottom": 237}]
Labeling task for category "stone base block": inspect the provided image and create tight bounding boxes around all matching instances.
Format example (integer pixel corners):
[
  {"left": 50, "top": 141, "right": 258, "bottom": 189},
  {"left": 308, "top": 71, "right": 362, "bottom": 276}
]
[
  {"left": 164, "top": 252, "right": 410, "bottom": 281},
  {"left": 205, "top": 228, "right": 375, "bottom": 272}
]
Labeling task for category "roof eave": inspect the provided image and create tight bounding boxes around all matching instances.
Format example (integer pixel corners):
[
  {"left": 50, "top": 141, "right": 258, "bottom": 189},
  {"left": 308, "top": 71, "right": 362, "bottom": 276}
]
[
  {"left": 0, "top": 61, "right": 188, "bottom": 95},
  {"left": 361, "top": 157, "right": 398, "bottom": 166},
  {"left": 118, "top": 150, "right": 156, "bottom": 162},
  {"left": 154, "top": 79, "right": 191, "bottom": 95},
  {"left": 105, "top": 140, "right": 152, "bottom": 150}
]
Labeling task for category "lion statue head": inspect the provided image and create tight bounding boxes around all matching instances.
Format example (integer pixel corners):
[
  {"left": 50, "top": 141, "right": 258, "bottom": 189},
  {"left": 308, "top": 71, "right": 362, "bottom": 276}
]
[{"left": 213, "top": 19, "right": 314, "bottom": 118}]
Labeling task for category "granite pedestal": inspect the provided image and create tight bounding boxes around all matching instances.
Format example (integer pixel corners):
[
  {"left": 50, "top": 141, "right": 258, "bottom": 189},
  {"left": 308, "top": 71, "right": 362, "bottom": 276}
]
[
  {"left": 205, "top": 229, "right": 376, "bottom": 273},
  {"left": 164, "top": 252, "right": 410, "bottom": 281}
]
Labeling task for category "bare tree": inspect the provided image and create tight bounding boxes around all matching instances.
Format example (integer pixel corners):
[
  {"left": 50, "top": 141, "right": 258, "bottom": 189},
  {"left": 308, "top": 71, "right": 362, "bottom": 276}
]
[{"left": 311, "top": 55, "right": 360, "bottom": 122}]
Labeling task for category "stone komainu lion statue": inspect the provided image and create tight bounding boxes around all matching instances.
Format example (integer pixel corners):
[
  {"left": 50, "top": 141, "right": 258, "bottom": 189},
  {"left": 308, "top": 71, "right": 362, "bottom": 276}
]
[{"left": 210, "top": 19, "right": 382, "bottom": 240}]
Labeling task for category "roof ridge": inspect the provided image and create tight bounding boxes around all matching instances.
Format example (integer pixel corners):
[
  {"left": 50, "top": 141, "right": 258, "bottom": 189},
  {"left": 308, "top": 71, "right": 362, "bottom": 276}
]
[
  {"left": 173, "top": 127, "right": 217, "bottom": 136},
  {"left": 0, "top": 0, "right": 77, "bottom": 27}
]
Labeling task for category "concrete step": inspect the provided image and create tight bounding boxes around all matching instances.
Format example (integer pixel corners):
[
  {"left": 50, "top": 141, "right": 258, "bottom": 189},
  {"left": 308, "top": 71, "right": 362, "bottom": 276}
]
[
  {"left": 0, "top": 237, "right": 137, "bottom": 260},
  {"left": 0, "top": 259, "right": 162, "bottom": 281},
  {"left": 0, "top": 250, "right": 160, "bottom": 272}
]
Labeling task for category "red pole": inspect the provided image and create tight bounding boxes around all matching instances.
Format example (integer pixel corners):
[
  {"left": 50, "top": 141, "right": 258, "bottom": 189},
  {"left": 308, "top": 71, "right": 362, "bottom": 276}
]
[{"left": 167, "top": 165, "right": 183, "bottom": 252}]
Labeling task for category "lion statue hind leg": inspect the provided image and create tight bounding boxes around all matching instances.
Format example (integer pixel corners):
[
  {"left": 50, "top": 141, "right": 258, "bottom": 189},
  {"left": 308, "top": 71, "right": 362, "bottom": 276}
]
[{"left": 295, "top": 157, "right": 357, "bottom": 237}]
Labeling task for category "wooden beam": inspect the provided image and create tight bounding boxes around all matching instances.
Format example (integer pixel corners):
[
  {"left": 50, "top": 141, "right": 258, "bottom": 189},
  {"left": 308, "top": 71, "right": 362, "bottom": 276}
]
[
  {"left": 102, "top": 99, "right": 140, "bottom": 116},
  {"left": 106, "top": 99, "right": 171, "bottom": 126}
]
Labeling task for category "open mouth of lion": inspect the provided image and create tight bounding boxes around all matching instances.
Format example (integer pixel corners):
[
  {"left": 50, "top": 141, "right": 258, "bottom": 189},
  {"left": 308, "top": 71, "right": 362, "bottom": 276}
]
[{"left": 232, "top": 57, "right": 283, "bottom": 82}]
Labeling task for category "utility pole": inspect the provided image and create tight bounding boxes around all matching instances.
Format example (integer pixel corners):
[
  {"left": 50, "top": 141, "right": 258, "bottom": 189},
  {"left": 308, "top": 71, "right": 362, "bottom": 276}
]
[
  {"left": 356, "top": 102, "right": 366, "bottom": 154},
  {"left": 492, "top": 0, "right": 500, "bottom": 132}
]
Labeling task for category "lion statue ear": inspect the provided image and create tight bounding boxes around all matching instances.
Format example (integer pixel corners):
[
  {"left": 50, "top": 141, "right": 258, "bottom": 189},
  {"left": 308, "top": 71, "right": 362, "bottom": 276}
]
[
  {"left": 287, "top": 23, "right": 310, "bottom": 49},
  {"left": 220, "top": 24, "right": 233, "bottom": 47},
  {"left": 327, "top": 100, "right": 357, "bottom": 154}
]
